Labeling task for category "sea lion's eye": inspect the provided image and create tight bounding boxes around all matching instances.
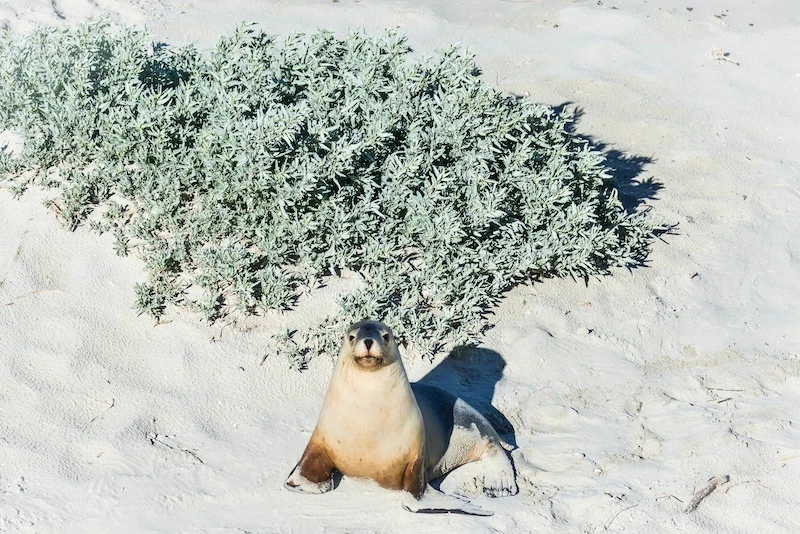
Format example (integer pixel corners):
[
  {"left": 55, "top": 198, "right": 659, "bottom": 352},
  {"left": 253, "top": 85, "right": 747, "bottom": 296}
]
[
  {"left": 348, "top": 334, "right": 355, "bottom": 343},
  {"left": 382, "top": 333, "right": 390, "bottom": 343}
]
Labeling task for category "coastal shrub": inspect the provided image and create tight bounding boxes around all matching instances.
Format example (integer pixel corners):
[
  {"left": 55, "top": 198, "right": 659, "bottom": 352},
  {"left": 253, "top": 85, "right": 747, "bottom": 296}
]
[{"left": 0, "top": 20, "right": 660, "bottom": 368}]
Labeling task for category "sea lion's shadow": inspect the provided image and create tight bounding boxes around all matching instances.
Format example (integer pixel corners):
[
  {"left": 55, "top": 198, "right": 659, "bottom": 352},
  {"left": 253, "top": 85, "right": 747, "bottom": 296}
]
[{"left": 416, "top": 347, "right": 517, "bottom": 448}]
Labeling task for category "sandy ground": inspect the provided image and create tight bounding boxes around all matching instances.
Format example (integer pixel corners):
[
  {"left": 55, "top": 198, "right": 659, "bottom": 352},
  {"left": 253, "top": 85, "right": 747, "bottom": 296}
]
[{"left": 1, "top": 0, "right": 799, "bottom": 532}]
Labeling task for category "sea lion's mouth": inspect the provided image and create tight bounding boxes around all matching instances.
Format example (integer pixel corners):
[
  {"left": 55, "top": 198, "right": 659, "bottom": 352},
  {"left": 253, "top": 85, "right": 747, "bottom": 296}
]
[{"left": 354, "top": 355, "right": 384, "bottom": 367}]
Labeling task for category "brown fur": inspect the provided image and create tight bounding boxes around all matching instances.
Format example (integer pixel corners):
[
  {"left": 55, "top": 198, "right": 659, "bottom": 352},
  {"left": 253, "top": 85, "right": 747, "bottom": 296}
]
[
  {"left": 401, "top": 453, "right": 427, "bottom": 498},
  {"left": 287, "top": 438, "right": 334, "bottom": 486}
]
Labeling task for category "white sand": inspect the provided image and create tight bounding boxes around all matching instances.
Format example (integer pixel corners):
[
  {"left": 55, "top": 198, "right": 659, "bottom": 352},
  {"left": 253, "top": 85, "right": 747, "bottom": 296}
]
[{"left": 1, "top": 0, "right": 799, "bottom": 532}]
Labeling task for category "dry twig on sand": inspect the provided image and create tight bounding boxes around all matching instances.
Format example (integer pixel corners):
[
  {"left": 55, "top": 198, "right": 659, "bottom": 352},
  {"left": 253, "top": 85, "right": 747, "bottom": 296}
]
[
  {"left": 148, "top": 433, "right": 205, "bottom": 465},
  {"left": 685, "top": 475, "right": 729, "bottom": 513},
  {"left": 4, "top": 289, "right": 65, "bottom": 306},
  {"left": 709, "top": 48, "right": 740, "bottom": 65},
  {"left": 88, "top": 398, "right": 116, "bottom": 425},
  {"left": 604, "top": 504, "right": 638, "bottom": 530}
]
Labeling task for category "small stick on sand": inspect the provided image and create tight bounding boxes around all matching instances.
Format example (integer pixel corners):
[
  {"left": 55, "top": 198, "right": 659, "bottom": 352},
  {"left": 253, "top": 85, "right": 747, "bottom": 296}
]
[
  {"left": 721, "top": 480, "right": 770, "bottom": 494},
  {"left": 709, "top": 48, "right": 740, "bottom": 66},
  {"left": 180, "top": 448, "right": 205, "bottom": 465},
  {"left": 5, "top": 289, "right": 65, "bottom": 306},
  {"left": 684, "top": 475, "right": 729, "bottom": 513},
  {"left": 88, "top": 398, "right": 116, "bottom": 425},
  {"left": 604, "top": 504, "right": 638, "bottom": 530},
  {"left": 149, "top": 433, "right": 205, "bottom": 465}
]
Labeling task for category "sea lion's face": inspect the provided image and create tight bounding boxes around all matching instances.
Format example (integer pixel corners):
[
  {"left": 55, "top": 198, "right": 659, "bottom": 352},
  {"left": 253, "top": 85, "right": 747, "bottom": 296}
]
[{"left": 343, "top": 320, "right": 398, "bottom": 371}]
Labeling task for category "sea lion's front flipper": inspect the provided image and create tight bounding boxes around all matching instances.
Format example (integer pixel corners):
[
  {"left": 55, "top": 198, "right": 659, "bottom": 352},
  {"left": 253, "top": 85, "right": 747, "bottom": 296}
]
[
  {"left": 400, "top": 487, "right": 493, "bottom": 516},
  {"left": 284, "top": 439, "right": 335, "bottom": 494},
  {"left": 401, "top": 454, "right": 426, "bottom": 498}
]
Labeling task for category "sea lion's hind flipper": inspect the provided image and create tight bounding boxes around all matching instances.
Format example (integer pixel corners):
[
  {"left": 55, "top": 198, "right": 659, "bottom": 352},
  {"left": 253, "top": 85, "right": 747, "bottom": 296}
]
[
  {"left": 284, "top": 440, "right": 335, "bottom": 494},
  {"left": 438, "top": 442, "right": 518, "bottom": 498},
  {"left": 401, "top": 487, "right": 493, "bottom": 516}
]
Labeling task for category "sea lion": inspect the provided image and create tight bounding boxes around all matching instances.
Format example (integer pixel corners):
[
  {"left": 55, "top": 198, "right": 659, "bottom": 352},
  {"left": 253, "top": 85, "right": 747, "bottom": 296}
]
[{"left": 284, "top": 319, "right": 518, "bottom": 509}]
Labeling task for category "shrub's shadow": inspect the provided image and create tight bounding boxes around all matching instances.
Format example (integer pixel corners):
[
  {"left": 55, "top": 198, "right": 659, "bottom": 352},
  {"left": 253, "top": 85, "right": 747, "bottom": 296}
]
[
  {"left": 415, "top": 347, "right": 516, "bottom": 447},
  {"left": 552, "top": 102, "right": 663, "bottom": 213}
]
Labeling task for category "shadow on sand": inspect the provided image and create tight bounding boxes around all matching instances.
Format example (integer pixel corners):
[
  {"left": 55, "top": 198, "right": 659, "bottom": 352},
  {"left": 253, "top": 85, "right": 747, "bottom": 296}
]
[
  {"left": 552, "top": 102, "right": 664, "bottom": 213},
  {"left": 415, "top": 347, "right": 517, "bottom": 448}
]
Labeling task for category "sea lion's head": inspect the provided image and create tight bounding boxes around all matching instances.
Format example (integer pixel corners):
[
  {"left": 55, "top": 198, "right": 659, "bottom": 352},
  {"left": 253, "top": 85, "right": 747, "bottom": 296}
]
[{"left": 342, "top": 320, "right": 399, "bottom": 371}]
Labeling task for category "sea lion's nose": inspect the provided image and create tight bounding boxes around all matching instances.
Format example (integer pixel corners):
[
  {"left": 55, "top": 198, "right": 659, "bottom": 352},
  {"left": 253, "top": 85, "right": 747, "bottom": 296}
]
[{"left": 364, "top": 338, "right": 374, "bottom": 350}]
